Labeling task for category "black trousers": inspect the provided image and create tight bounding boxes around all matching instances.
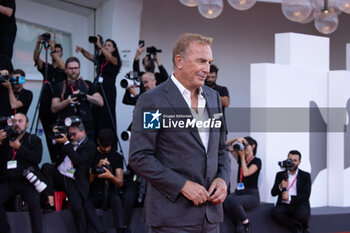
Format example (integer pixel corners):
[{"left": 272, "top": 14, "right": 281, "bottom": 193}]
[
  {"left": 41, "top": 163, "right": 105, "bottom": 233},
  {"left": 89, "top": 191, "right": 123, "bottom": 230},
  {"left": 0, "top": 179, "right": 42, "bottom": 233},
  {"left": 271, "top": 204, "right": 310, "bottom": 233},
  {"left": 223, "top": 189, "right": 260, "bottom": 224},
  {"left": 121, "top": 181, "right": 139, "bottom": 227},
  {"left": 0, "top": 26, "right": 16, "bottom": 71}
]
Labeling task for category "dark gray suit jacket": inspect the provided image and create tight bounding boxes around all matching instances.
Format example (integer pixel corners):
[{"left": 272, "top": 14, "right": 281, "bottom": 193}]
[{"left": 129, "top": 78, "right": 231, "bottom": 227}]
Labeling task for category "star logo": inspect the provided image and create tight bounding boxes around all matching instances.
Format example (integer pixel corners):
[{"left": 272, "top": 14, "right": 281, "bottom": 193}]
[{"left": 143, "top": 109, "right": 162, "bottom": 129}]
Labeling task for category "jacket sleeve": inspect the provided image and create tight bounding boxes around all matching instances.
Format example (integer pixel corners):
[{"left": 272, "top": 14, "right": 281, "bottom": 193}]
[
  {"left": 156, "top": 65, "right": 169, "bottom": 85},
  {"left": 271, "top": 172, "right": 282, "bottom": 197},
  {"left": 133, "top": 59, "right": 140, "bottom": 73},
  {"left": 16, "top": 135, "right": 42, "bottom": 165},
  {"left": 128, "top": 92, "right": 187, "bottom": 202}
]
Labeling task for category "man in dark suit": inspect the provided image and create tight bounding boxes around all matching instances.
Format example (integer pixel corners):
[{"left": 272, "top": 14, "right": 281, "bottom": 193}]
[
  {"left": 129, "top": 33, "right": 231, "bottom": 233},
  {"left": 271, "top": 150, "right": 311, "bottom": 233},
  {"left": 41, "top": 117, "right": 105, "bottom": 233}
]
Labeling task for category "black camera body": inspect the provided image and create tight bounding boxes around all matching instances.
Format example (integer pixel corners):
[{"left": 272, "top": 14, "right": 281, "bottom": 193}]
[
  {"left": 40, "top": 33, "right": 51, "bottom": 42},
  {"left": 71, "top": 92, "right": 87, "bottom": 103},
  {"left": 278, "top": 159, "right": 295, "bottom": 170},
  {"left": 0, "top": 116, "right": 19, "bottom": 141},
  {"left": 0, "top": 74, "right": 9, "bottom": 83},
  {"left": 146, "top": 46, "right": 162, "bottom": 55},
  {"left": 92, "top": 164, "right": 112, "bottom": 175},
  {"left": 52, "top": 125, "right": 68, "bottom": 139},
  {"left": 88, "top": 35, "right": 103, "bottom": 45}
]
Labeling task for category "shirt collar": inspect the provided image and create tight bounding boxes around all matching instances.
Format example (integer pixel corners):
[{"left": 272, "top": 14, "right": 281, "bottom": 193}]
[{"left": 171, "top": 73, "right": 203, "bottom": 97}]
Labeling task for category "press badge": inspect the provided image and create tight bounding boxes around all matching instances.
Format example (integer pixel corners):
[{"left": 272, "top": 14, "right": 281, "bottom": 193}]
[
  {"left": 7, "top": 160, "right": 17, "bottom": 169},
  {"left": 237, "top": 182, "right": 245, "bottom": 190},
  {"left": 66, "top": 168, "right": 76, "bottom": 179}
]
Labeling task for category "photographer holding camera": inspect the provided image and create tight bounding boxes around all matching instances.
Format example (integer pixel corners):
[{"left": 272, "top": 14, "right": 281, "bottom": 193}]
[
  {"left": 76, "top": 36, "right": 121, "bottom": 135},
  {"left": 51, "top": 57, "right": 103, "bottom": 140},
  {"left": 89, "top": 129, "right": 125, "bottom": 233},
  {"left": 224, "top": 137, "right": 261, "bottom": 233},
  {"left": 0, "top": 69, "right": 33, "bottom": 117},
  {"left": 0, "top": 0, "right": 16, "bottom": 71},
  {"left": 0, "top": 113, "right": 43, "bottom": 233},
  {"left": 41, "top": 117, "right": 105, "bottom": 233},
  {"left": 271, "top": 150, "right": 311, "bottom": 233}
]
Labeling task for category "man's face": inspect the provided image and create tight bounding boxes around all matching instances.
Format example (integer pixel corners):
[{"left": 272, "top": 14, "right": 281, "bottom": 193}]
[
  {"left": 100, "top": 145, "right": 112, "bottom": 154},
  {"left": 178, "top": 42, "right": 213, "bottom": 89},
  {"left": 66, "top": 61, "right": 80, "bottom": 80},
  {"left": 56, "top": 47, "right": 63, "bottom": 58},
  {"left": 288, "top": 153, "right": 301, "bottom": 171},
  {"left": 13, "top": 114, "right": 28, "bottom": 135},
  {"left": 205, "top": 72, "right": 217, "bottom": 87},
  {"left": 141, "top": 74, "right": 156, "bottom": 91},
  {"left": 10, "top": 74, "right": 23, "bottom": 92},
  {"left": 68, "top": 126, "right": 84, "bottom": 145}
]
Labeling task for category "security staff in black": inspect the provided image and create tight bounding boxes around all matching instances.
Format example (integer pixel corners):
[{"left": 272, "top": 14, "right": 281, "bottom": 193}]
[{"left": 0, "top": 113, "right": 43, "bottom": 233}]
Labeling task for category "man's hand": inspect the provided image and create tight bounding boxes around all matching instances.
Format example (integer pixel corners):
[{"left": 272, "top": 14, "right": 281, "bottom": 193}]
[
  {"left": 1, "top": 80, "right": 11, "bottom": 90},
  {"left": 9, "top": 139, "right": 21, "bottom": 150},
  {"left": 135, "top": 44, "right": 145, "bottom": 60},
  {"left": 49, "top": 40, "right": 56, "bottom": 51},
  {"left": 54, "top": 133, "right": 69, "bottom": 144},
  {"left": 97, "top": 167, "right": 113, "bottom": 179},
  {"left": 75, "top": 45, "right": 83, "bottom": 53},
  {"left": 181, "top": 180, "right": 209, "bottom": 206},
  {"left": 0, "top": 69, "right": 9, "bottom": 76},
  {"left": 208, "top": 178, "right": 228, "bottom": 205},
  {"left": 280, "top": 179, "right": 288, "bottom": 190},
  {"left": 128, "top": 85, "right": 138, "bottom": 96},
  {"left": 282, "top": 191, "right": 289, "bottom": 201},
  {"left": 97, "top": 158, "right": 110, "bottom": 167},
  {"left": 154, "top": 53, "right": 161, "bottom": 66},
  {"left": 0, "top": 130, "right": 7, "bottom": 145}
]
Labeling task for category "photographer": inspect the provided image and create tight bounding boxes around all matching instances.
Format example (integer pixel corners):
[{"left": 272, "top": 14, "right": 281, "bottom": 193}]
[
  {"left": 224, "top": 137, "right": 261, "bottom": 233},
  {"left": 0, "top": 69, "right": 33, "bottom": 117},
  {"left": 271, "top": 150, "right": 311, "bottom": 233},
  {"left": 0, "top": 0, "right": 16, "bottom": 71},
  {"left": 89, "top": 129, "right": 125, "bottom": 233},
  {"left": 76, "top": 36, "right": 121, "bottom": 135},
  {"left": 133, "top": 43, "right": 168, "bottom": 85},
  {"left": 51, "top": 57, "right": 103, "bottom": 140},
  {"left": 41, "top": 117, "right": 105, "bottom": 233},
  {"left": 0, "top": 113, "right": 43, "bottom": 233},
  {"left": 34, "top": 35, "right": 67, "bottom": 163}
]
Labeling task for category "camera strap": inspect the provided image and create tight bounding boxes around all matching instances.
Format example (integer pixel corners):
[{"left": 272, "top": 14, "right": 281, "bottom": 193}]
[
  {"left": 99, "top": 60, "right": 109, "bottom": 77},
  {"left": 239, "top": 155, "right": 254, "bottom": 183},
  {"left": 287, "top": 175, "right": 298, "bottom": 191}
]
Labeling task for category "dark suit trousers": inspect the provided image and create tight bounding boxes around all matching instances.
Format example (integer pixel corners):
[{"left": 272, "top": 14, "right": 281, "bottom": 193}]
[
  {"left": 223, "top": 189, "right": 260, "bottom": 224},
  {"left": 41, "top": 163, "right": 105, "bottom": 233},
  {"left": 0, "top": 179, "right": 42, "bottom": 233},
  {"left": 149, "top": 217, "right": 219, "bottom": 233},
  {"left": 271, "top": 204, "right": 310, "bottom": 233},
  {"left": 121, "top": 181, "right": 138, "bottom": 227}
]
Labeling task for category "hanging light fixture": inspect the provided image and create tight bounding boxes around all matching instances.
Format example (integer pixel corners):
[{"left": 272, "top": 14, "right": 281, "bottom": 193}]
[
  {"left": 336, "top": 0, "right": 350, "bottom": 14},
  {"left": 179, "top": 0, "right": 200, "bottom": 7},
  {"left": 314, "top": 0, "right": 339, "bottom": 34},
  {"left": 198, "top": 0, "right": 224, "bottom": 19},
  {"left": 281, "top": 0, "right": 313, "bottom": 23},
  {"left": 314, "top": 0, "right": 342, "bottom": 15},
  {"left": 227, "top": 0, "right": 256, "bottom": 11}
]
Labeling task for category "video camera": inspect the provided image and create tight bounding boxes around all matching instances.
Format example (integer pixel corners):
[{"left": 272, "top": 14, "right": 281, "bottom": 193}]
[
  {"left": 120, "top": 71, "right": 141, "bottom": 89},
  {"left": 278, "top": 159, "right": 294, "bottom": 170},
  {"left": 40, "top": 33, "right": 51, "bottom": 42},
  {"left": 146, "top": 46, "right": 162, "bottom": 55},
  {"left": 88, "top": 35, "right": 103, "bottom": 45},
  {"left": 0, "top": 116, "right": 20, "bottom": 141}
]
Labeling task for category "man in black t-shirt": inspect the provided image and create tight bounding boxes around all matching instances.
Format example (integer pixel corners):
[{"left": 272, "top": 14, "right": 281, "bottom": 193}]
[
  {"left": 0, "top": 0, "right": 16, "bottom": 71},
  {"left": 0, "top": 69, "right": 33, "bottom": 117},
  {"left": 34, "top": 37, "right": 66, "bottom": 163},
  {"left": 51, "top": 57, "right": 103, "bottom": 140},
  {"left": 89, "top": 129, "right": 125, "bottom": 233}
]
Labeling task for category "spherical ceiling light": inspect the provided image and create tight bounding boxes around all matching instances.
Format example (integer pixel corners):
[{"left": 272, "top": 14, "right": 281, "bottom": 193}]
[
  {"left": 179, "top": 0, "right": 200, "bottom": 7},
  {"left": 227, "top": 0, "right": 256, "bottom": 11},
  {"left": 281, "top": 0, "right": 313, "bottom": 23},
  {"left": 314, "top": 0, "right": 342, "bottom": 15},
  {"left": 314, "top": 10, "right": 339, "bottom": 34},
  {"left": 336, "top": 0, "right": 350, "bottom": 13},
  {"left": 298, "top": 9, "right": 316, "bottom": 23},
  {"left": 198, "top": 0, "right": 224, "bottom": 19}
]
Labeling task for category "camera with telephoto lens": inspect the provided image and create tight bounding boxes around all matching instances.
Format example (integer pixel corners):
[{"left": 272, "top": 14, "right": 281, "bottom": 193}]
[
  {"left": 233, "top": 142, "right": 246, "bottom": 151},
  {"left": 92, "top": 164, "right": 112, "bottom": 175},
  {"left": 146, "top": 46, "right": 162, "bottom": 55},
  {"left": 23, "top": 167, "right": 47, "bottom": 193},
  {"left": 120, "top": 71, "right": 141, "bottom": 89},
  {"left": 40, "top": 33, "right": 51, "bottom": 42},
  {"left": 0, "top": 74, "right": 9, "bottom": 83},
  {"left": 0, "top": 116, "right": 20, "bottom": 141},
  {"left": 88, "top": 35, "right": 103, "bottom": 45},
  {"left": 278, "top": 159, "right": 295, "bottom": 170}
]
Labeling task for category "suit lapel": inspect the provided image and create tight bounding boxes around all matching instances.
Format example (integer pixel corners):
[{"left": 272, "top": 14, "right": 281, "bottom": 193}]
[
  {"left": 163, "top": 79, "right": 205, "bottom": 150},
  {"left": 202, "top": 88, "right": 216, "bottom": 155}
]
